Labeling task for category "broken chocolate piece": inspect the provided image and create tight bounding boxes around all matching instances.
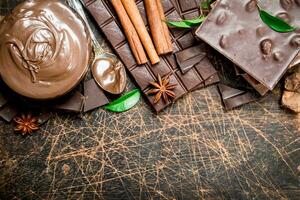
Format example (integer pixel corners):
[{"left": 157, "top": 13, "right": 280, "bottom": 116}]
[
  {"left": 193, "top": 57, "right": 220, "bottom": 89},
  {"left": 37, "top": 113, "right": 51, "bottom": 125},
  {"left": 53, "top": 91, "right": 85, "bottom": 113},
  {"left": 84, "top": 0, "right": 218, "bottom": 112},
  {"left": 282, "top": 91, "right": 300, "bottom": 113},
  {"left": 83, "top": 79, "right": 110, "bottom": 112},
  {"left": 0, "top": 91, "right": 8, "bottom": 108},
  {"left": 290, "top": 53, "right": 300, "bottom": 68},
  {"left": 0, "top": 104, "right": 18, "bottom": 122},
  {"left": 285, "top": 73, "right": 300, "bottom": 93},
  {"left": 175, "top": 44, "right": 207, "bottom": 74},
  {"left": 241, "top": 74, "right": 269, "bottom": 96},
  {"left": 196, "top": 0, "right": 300, "bottom": 90},
  {"left": 232, "top": 65, "right": 269, "bottom": 96},
  {"left": 218, "top": 84, "right": 258, "bottom": 110}
]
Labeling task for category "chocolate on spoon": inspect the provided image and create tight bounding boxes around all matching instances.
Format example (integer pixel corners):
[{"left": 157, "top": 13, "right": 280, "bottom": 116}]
[{"left": 68, "top": 0, "right": 126, "bottom": 95}]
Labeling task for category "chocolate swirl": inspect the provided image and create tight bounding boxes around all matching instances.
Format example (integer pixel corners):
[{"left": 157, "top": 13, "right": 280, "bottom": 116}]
[{"left": 0, "top": 0, "right": 92, "bottom": 99}]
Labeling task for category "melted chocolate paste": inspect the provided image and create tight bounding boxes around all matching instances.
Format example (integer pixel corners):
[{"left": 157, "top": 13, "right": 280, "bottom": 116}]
[{"left": 0, "top": 0, "right": 92, "bottom": 100}]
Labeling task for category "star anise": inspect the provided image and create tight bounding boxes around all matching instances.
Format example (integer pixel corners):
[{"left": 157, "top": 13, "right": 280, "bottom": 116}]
[
  {"left": 14, "top": 114, "right": 39, "bottom": 135},
  {"left": 148, "top": 73, "right": 177, "bottom": 104}
]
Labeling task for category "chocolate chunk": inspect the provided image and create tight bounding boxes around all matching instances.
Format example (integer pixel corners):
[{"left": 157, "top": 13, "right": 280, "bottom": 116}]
[
  {"left": 290, "top": 53, "right": 300, "bottom": 68},
  {"left": 196, "top": 0, "right": 300, "bottom": 90},
  {"left": 175, "top": 44, "right": 207, "bottom": 74},
  {"left": 218, "top": 84, "right": 258, "bottom": 110},
  {"left": 0, "top": 104, "right": 18, "bottom": 122},
  {"left": 282, "top": 91, "right": 300, "bottom": 113},
  {"left": 37, "top": 113, "right": 51, "bottom": 125},
  {"left": 195, "top": 57, "right": 217, "bottom": 81},
  {"left": 176, "top": 69, "right": 203, "bottom": 90},
  {"left": 285, "top": 74, "right": 300, "bottom": 93},
  {"left": 241, "top": 74, "right": 269, "bottom": 96},
  {"left": 204, "top": 74, "right": 220, "bottom": 87},
  {"left": 84, "top": 0, "right": 217, "bottom": 112},
  {"left": 0, "top": 90, "right": 8, "bottom": 108},
  {"left": 83, "top": 79, "right": 110, "bottom": 112},
  {"left": 53, "top": 91, "right": 85, "bottom": 113},
  {"left": 231, "top": 65, "right": 268, "bottom": 96},
  {"left": 234, "top": 65, "right": 244, "bottom": 76}
]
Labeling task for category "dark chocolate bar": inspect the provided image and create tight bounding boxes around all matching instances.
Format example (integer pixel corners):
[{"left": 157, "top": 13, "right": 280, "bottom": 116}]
[
  {"left": 196, "top": 0, "right": 300, "bottom": 90},
  {"left": 53, "top": 91, "right": 85, "bottom": 113},
  {"left": 172, "top": 0, "right": 203, "bottom": 20},
  {"left": 175, "top": 44, "right": 206, "bottom": 74},
  {"left": 234, "top": 65, "right": 269, "bottom": 96},
  {"left": 0, "top": 104, "right": 18, "bottom": 122},
  {"left": 218, "top": 84, "right": 258, "bottom": 110},
  {"left": 241, "top": 73, "right": 269, "bottom": 96},
  {"left": 83, "top": 79, "right": 110, "bottom": 112},
  {"left": 83, "top": 0, "right": 219, "bottom": 112}
]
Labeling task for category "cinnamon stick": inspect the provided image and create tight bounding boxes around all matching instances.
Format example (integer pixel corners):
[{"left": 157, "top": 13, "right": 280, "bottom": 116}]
[
  {"left": 156, "top": 0, "right": 173, "bottom": 53},
  {"left": 121, "top": 0, "right": 160, "bottom": 65},
  {"left": 111, "top": 0, "right": 148, "bottom": 65},
  {"left": 144, "top": 0, "right": 172, "bottom": 55}
]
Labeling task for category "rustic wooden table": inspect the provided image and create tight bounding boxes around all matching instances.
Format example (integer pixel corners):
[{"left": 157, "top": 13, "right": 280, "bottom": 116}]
[{"left": 0, "top": 0, "right": 299, "bottom": 199}]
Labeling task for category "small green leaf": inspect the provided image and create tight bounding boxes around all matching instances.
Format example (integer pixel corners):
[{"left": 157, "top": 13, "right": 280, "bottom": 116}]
[
  {"left": 104, "top": 89, "right": 141, "bottom": 112},
  {"left": 166, "top": 16, "right": 206, "bottom": 28},
  {"left": 258, "top": 6, "right": 297, "bottom": 33},
  {"left": 201, "top": 0, "right": 212, "bottom": 10},
  {"left": 166, "top": 20, "right": 191, "bottom": 28}
]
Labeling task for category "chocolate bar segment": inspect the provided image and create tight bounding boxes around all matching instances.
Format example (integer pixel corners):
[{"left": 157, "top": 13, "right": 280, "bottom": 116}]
[
  {"left": 53, "top": 91, "right": 85, "bottom": 113},
  {"left": 175, "top": 44, "right": 207, "bottom": 74},
  {"left": 83, "top": 79, "right": 110, "bottom": 112},
  {"left": 241, "top": 73, "right": 269, "bottom": 96},
  {"left": 218, "top": 84, "right": 258, "bottom": 110},
  {"left": 0, "top": 104, "right": 18, "bottom": 122},
  {"left": 84, "top": 0, "right": 218, "bottom": 112},
  {"left": 196, "top": 0, "right": 300, "bottom": 90}
]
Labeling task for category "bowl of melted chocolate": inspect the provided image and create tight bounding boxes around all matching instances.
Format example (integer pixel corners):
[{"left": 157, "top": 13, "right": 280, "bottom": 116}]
[{"left": 0, "top": 0, "right": 92, "bottom": 100}]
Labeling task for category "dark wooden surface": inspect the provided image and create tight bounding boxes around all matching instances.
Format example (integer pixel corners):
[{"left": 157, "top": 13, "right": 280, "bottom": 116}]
[{"left": 0, "top": 0, "right": 300, "bottom": 199}]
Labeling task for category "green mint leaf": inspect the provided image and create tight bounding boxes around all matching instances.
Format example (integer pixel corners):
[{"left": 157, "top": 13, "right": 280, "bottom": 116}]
[
  {"left": 166, "top": 16, "right": 206, "bottom": 28},
  {"left": 201, "top": 0, "right": 211, "bottom": 10},
  {"left": 258, "top": 6, "right": 297, "bottom": 33},
  {"left": 104, "top": 89, "right": 141, "bottom": 112}
]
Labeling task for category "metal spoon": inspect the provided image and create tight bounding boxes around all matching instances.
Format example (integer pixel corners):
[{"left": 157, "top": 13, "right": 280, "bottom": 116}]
[{"left": 67, "top": 0, "right": 126, "bottom": 95}]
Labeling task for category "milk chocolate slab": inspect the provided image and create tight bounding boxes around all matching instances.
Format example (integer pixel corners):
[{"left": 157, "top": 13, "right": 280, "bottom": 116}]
[
  {"left": 218, "top": 84, "right": 258, "bottom": 110},
  {"left": 83, "top": 79, "right": 110, "bottom": 112},
  {"left": 83, "top": 0, "right": 218, "bottom": 112},
  {"left": 196, "top": 0, "right": 300, "bottom": 90}
]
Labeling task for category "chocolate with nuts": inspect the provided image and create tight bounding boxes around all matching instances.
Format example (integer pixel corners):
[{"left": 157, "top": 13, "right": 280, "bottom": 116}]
[{"left": 196, "top": 0, "right": 300, "bottom": 90}]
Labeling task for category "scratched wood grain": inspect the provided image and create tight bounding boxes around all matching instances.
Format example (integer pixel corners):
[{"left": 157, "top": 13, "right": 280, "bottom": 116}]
[{"left": 0, "top": 0, "right": 299, "bottom": 199}]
